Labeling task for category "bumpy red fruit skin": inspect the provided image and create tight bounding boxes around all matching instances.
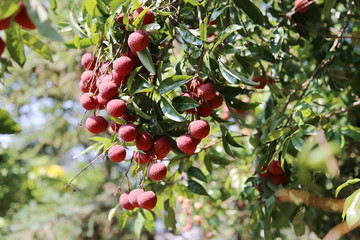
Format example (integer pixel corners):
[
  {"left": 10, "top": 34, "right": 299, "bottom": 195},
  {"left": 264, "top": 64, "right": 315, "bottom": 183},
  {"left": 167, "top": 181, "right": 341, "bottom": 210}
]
[
  {"left": 99, "top": 77, "right": 118, "bottom": 100},
  {"left": 268, "top": 161, "right": 284, "bottom": 176},
  {"left": 187, "top": 78, "right": 203, "bottom": 92},
  {"left": 96, "top": 95, "right": 110, "bottom": 110},
  {"left": 135, "top": 131, "right": 153, "bottom": 151},
  {"left": 0, "top": 38, "right": 5, "bottom": 57},
  {"left": 177, "top": 134, "right": 200, "bottom": 155},
  {"left": 119, "top": 124, "right": 139, "bottom": 142},
  {"left": 81, "top": 53, "right": 97, "bottom": 70},
  {"left": 113, "top": 56, "right": 133, "bottom": 76},
  {"left": 197, "top": 102, "right": 213, "bottom": 117},
  {"left": 110, "top": 120, "right": 122, "bottom": 132},
  {"left": 252, "top": 75, "right": 267, "bottom": 89},
  {"left": 198, "top": 83, "right": 216, "bottom": 101},
  {"left": 80, "top": 93, "right": 97, "bottom": 110},
  {"left": 209, "top": 93, "right": 223, "bottom": 109},
  {"left": 129, "top": 189, "right": 145, "bottom": 208},
  {"left": 108, "top": 145, "right": 126, "bottom": 163},
  {"left": 133, "top": 150, "right": 152, "bottom": 164},
  {"left": 112, "top": 71, "right": 129, "bottom": 85},
  {"left": 138, "top": 191, "right": 157, "bottom": 210},
  {"left": 119, "top": 193, "right": 135, "bottom": 210},
  {"left": 107, "top": 99, "right": 126, "bottom": 118},
  {"left": 133, "top": 7, "right": 155, "bottom": 26},
  {"left": 122, "top": 51, "right": 140, "bottom": 66},
  {"left": 0, "top": 17, "right": 11, "bottom": 30},
  {"left": 147, "top": 162, "right": 167, "bottom": 181},
  {"left": 120, "top": 113, "right": 136, "bottom": 122},
  {"left": 153, "top": 136, "right": 172, "bottom": 160},
  {"left": 80, "top": 71, "right": 97, "bottom": 93},
  {"left": 14, "top": 2, "right": 36, "bottom": 30},
  {"left": 270, "top": 173, "right": 287, "bottom": 185},
  {"left": 295, "top": 0, "right": 310, "bottom": 13},
  {"left": 85, "top": 116, "right": 108, "bottom": 134},
  {"left": 128, "top": 30, "right": 149, "bottom": 52},
  {"left": 257, "top": 166, "right": 270, "bottom": 178},
  {"left": 189, "top": 120, "right": 210, "bottom": 140}
]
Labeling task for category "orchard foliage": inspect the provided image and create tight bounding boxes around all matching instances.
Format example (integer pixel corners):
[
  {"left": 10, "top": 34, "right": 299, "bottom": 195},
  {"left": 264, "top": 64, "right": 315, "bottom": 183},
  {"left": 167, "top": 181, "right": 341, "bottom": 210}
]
[{"left": 1, "top": 0, "right": 360, "bottom": 239}]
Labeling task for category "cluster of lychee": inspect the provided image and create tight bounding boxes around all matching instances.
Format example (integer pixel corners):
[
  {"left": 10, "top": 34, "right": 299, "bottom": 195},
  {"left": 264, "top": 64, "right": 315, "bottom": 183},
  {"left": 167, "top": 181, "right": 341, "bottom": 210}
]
[
  {"left": 0, "top": 2, "right": 36, "bottom": 57},
  {"left": 119, "top": 188, "right": 157, "bottom": 210},
  {"left": 257, "top": 160, "right": 287, "bottom": 185}
]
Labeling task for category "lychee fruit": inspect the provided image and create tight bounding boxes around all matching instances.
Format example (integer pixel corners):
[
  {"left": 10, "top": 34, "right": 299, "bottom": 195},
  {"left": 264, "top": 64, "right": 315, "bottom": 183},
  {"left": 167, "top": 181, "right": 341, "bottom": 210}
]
[
  {"left": 122, "top": 51, "right": 140, "bottom": 66},
  {"left": 137, "top": 191, "right": 157, "bottom": 210},
  {"left": 189, "top": 120, "right": 210, "bottom": 140},
  {"left": 0, "top": 38, "right": 5, "bottom": 57},
  {"left": 197, "top": 102, "right": 213, "bottom": 117},
  {"left": 100, "top": 61, "right": 110, "bottom": 74},
  {"left": 267, "top": 77, "right": 275, "bottom": 85},
  {"left": 268, "top": 161, "right": 284, "bottom": 175},
  {"left": 147, "top": 162, "right": 167, "bottom": 181},
  {"left": 106, "top": 99, "right": 126, "bottom": 118},
  {"left": 79, "top": 71, "right": 97, "bottom": 93},
  {"left": 295, "top": 0, "right": 310, "bottom": 13},
  {"left": 119, "top": 113, "right": 136, "bottom": 122},
  {"left": 108, "top": 145, "right": 126, "bottom": 163},
  {"left": 197, "top": 83, "right": 216, "bottom": 101},
  {"left": 99, "top": 77, "right": 118, "bottom": 100},
  {"left": 153, "top": 136, "right": 172, "bottom": 160},
  {"left": 129, "top": 188, "right": 145, "bottom": 208},
  {"left": 133, "top": 150, "right": 152, "bottom": 164},
  {"left": 234, "top": 108, "right": 245, "bottom": 115},
  {"left": 118, "top": 124, "right": 139, "bottom": 142},
  {"left": 80, "top": 93, "right": 97, "bottom": 110},
  {"left": 112, "top": 71, "right": 129, "bottom": 85},
  {"left": 257, "top": 165, "right": 270, "bottom": 178},
  {"left": 113, "top": 56, "right": 133, "bottom": 76},
  {"left": 252, "top": 75, "right": 267, "bottom": 89},
  {"left": 135, "top": 131, "right": 153, "bottom": 151},
  {"left": 14, "top": 2, "right": 36, "bottom": 30},
  {"left": 128, "top": 30, "right": 149, "bottom": 52},
  {"left": 110, "top": 120, "right": 122, "bottom": 132},
  {"left": 119, "top": 192, "right": 135, "bottom": 210},
  {"left": 81, "top": 53, "right": 97, "bottom": 70},
  {"left": 133, "top": 7, "right": 154, "bottom": 26},
  {"left": 177, "top": 134, "right": 201, "bottom": 155},
  {"left": 0, "top": 17, "right": 11, "bottom": 30},
  {"left": 85, "top": 116, "right": 108, "bottom": 134},
  {"left": 209, "top": 93, "right": 223, "bottom": 109},
  {"left": 187, "top": 78, "right": 203, "bottom": 92},
  {"left": 270, "top": 173, "right": 287, "bottom": 185},
  {"left": 96, "top": 94, "right": 110, "bottom": 110}
]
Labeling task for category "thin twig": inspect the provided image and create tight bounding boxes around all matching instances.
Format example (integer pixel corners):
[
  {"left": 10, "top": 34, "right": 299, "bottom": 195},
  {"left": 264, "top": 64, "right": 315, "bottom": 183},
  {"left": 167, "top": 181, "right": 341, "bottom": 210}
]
[{"left": 325, "top": 100, "right": 360, "bottom": 118}]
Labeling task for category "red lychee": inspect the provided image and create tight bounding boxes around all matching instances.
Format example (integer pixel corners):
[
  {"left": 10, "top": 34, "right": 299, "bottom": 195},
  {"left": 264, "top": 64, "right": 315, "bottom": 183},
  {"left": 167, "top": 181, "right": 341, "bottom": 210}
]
[
  {"left": 137, "top": 191, "right": 157, "bottom": 210},
  {"left": 147, "top": 162, "right": 167, "bottom": 181},
  {"left": 119, "top": 192, "right": 135, "bottom": 210},
  {"left": 80, "top": 93, "right": 97, "bottom": 110},
  {"left": 129, "top": 188, "right": 145, "bottom": 208},
  {"left": 113, "top": 56, "right": 133, "bottom": 76},
  {"left": 14, "top": 2, "right": 36, "bottom": 30},
  {"left": 257, "top": 166, "right": 270, "bottom": 178},
  {"left": 177, "top": 134, "right": 200, "bottom": 155},
  {"left": 118, "top": 124, "right": 139, "bottom": 142},
  {"left": 122, "top": 51, "right": 140, "bottom": 66},
  {"left": 270, "top": 173, "right": 287, "bottom": 185},
  {"left": 119, "top": 113, "right": 136, "bottom": 122},
  {"left": 0, "top": 17, "right": 11, "bottom": 30},
  {"left": 96, "top": 95, "right": 110, "bottom": 110},
  {"left": 0, "top": 38, "right": 5, "bottom": 57},
  {"left": 133, "top": 7, "right": 155, "bottom": 26},
  {"left": 268, "top": 161, "right": 284, "bottom": 176},
  {"left": 187, "top": 78, "right": 203, "bottom": 92},
  {"left": 108, "top": 145, "right": 126, "bottom": 163},
  {"left": 267, "top": 77, "right": 275, "bottom": 85},
  {"left": 252, "top": 75, "right": 267, "bottom": 89},
  {"left": 209, "top": 93, "right": 223, "bottom": 109},
  {"left": 112, "top": 71, "right": 129, "bottom": 85},
  {"left": 81, "top": 53, "right": 97, "bottom": 70},
  {"left": 128, "top": 30, "right": 149, "bottom": 52},
  {"left": 85, "top": 116, "right": 108, "bottom": 134},
  {"left": 133, "top": 150, "right": 152, "bottom": 164},
  {"left": 100, "top": 61, "right": 110, "bottom": 74},
  {"left": 197, "top": 83, "right": 216, "bottom": 101},
  {"left": 197, "top": 102, "right": 213, "bottom": 117},
  {"left": 153, "top": 136, "right": 172, "bottom": 160},
  {"left": 79, "top": 71, "right": 97, "bottom": 93},
  {"left": 110, "top": 120, "right": 122, "bottom": 132},
  {"left": 135, "top": 131, "right": 153, "bottom": 151},
  {"left": 295, "top": 0, "right": 310, "bottom": 13},
  {"left": 234, "top": 108, "right": 245, "bottom": 115},
  {"left": 99, "top": 77, "right": 118, "bottom": 100},
  {"left": 106, "top": 99, "right": 126, "bottom": 118},
  {"left": 189, "top": 120, "right": 210, "bottom": 140}
]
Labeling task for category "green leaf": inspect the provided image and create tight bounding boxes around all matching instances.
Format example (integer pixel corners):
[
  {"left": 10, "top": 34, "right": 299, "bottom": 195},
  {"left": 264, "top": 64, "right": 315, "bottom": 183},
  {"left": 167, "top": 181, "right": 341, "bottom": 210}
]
[
  {"left": 85, "top": 0, "right": 97, "bottom": 16},
  {"left": 165, "top": 207, "right": 176, "bottom": 230},
  {"left": 264, "top": 128, "right": 291, "bottom": 143},
  {"left": 342, "top": 190, "right": 360, "bottom": 220},
  {"left": 134, "top": 212, "right": 145, "bottom": 239},
  {"left": 220, "top": 124, "right": 243, "bottom": 148},
  {"left": 69, "top": 10, "right": 87, "bottom": 38},
  {"left": 187, "top": 166, "right": 207, "bottom": 182},
  {"left": 200, "top": 15, "right": 208, "bottom": 41},
  {"left": 233, "top": 0, "right": 264, "bottom": 26},
  {"left": 336, "top": 179, "right": 360, "bottom": 198},
  {"left": 270, "top": 28, "right": 284, "bottom": 54},
  {"left": 118, "top": 211, "right": 128, "bottom": 231},
  {"left": 172, "top": 96, "right": 200, "bottom": 112},
  {"left": 0, "top": 109, "right": 21, "bottom": 134},
  {"left": 136, "top": 47, "right": 156, "bottom": 74},
  {"left": 213, "top": 24, "right": 242, "bottom": 50},
  {"left": 133, "top": 102, "right": 152, "bottom": 120},
  {"left": 108, "top": 203, "right": 120, "bottom": 221},
  {"left": 204, "top": 155, "right": 213, "bottom": 174},
  {"left": 187, "top": 180, "right": 208, "bottom": 195},
  {"left": 141, "top": 23, "right": 161, "bottom": 34},
  {"left": 89, "top": 136, "right": 109, "bottom": 142},
  {"left": 110, "top": 0, "right": 126, "bottom": 12},
  {"left": 291, "top": 135, "right": 305, "bottom": 151},
  {"left": 226, "top": 98, "right": 259, "bottom": 110},
  {"left": 210, "top": 6, "right": 229, "bottom": 21},
  {"left": 341, "top": 125, "right": 360, "bottom": 141},
  {"left": 144, "top": 211, "right": 155, "bottom": 233},
  {"left": 219, "top": 61, "right": 259, "bottom": 86},
  {"left": 21, "top": 31, "right": 53, "bottom": 62},
  {"left": 324, "top": 0, "right": 337, "bottom": 20},
  {"left": 346, "top": 190, "right": 360, "bottom": 227},
  {"left": 0, "top": 1, "right": 20, "bottom": 19},
  {"left": 133, "top": 5, "right": 153, "bottom": 28},
  {"left": 160, "top": 97, "right": 185, "bottom": 122},
  {"left": 178, "top": 26, "right": 205, "bottom": 45},
  {"left": 50, "top": 0, "right": 57, "bottom": 10},
  {"left": 5, "top": 22, "right": 26, "bottom": 67},
  {"left": 208, "top": 154, "right": 232, "bottom": 165},
  {"left": 158, "top": 75, "right": 192, "bottom": 94}
]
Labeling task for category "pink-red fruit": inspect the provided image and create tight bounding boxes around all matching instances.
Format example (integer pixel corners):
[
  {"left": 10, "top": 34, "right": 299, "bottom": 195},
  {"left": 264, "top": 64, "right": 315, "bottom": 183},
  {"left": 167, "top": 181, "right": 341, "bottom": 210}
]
[
  {"left": 119, "top": 193, "right": 135, "bottom": 210},
  {"left": 110, "top": 120, "right": 122, "bottom": 132},
  {"left": 0, "top": 17, "right": 11, "bottom": 30},
  {"left": 118, "top": 124, "right": 139, "bottom": 142},
  {"left": 268, "top": 161, "right": 284, "bottom": 176},
  {"left": 80, "top": 93, "right": 97, "bottom": 110},
  {"left": 153, "top": 136, "right": 172, "bottom": 160},
  {"left": 135, "top": 131, "right": 153, "bottom": 151},
  {"left": 257, "top": 166, "right": 270, "bottom": 178},
  {"left": 209, "top": 93, "right": 223, "bottom": 109},
  {"left": 133, "top": 150, "right": 152, "bottom": 164},
  {"left": 133, "top": 7, "right": 155, "bottom": 26},
  {"left": 187, "top": 78, "right": 203, "bottom": 92},
  {"left": 189, "top": 120, "right": 210, "bottom": 140},
  {"left": 128, "top": 30, "right": 149, "bottom": 52},
  {"left": 79, "top": 71, "right": 97, "bottom": 93},
  {"left": 99, "top": 77, "right": 119, "bottom": 100},
  {"left": 295, "top": 0, "right": 310, "bottom": 13},
  {"left": 81, "top": 53, "right": 97, "bottom": 70},
  {"left": 147, "top": 162, "right": 167, "bottom": 181},
  {"left": 177, "top": 134, "right": 200, "bottom": 155},
  {"left": 197, "top": 83, "right": 216, "bottom": 101},
  {"left": 113, "top": 56, "right": 133, "bottom": 76},
  {"left": 107, "top": 99, "right": 126, "bottom": 118},
  {"left": 14, "top": 2, "right": 36, "bottom": 30},
  {"left": 0, "top": 38, "right": 5, "bottom": 57},
  {"left": 108, "top": 145, "right": 126, "bottom": 163},
  {"left": 252, "top": 75, "right": 267, "bottom": 89},
  {"left": 129, "top": 189, "right": 145, "bottom": 208},
  {"left": 137, "top": 191, "right": 157, "bottom": 210},
  {"left": 112, "top": 71, "right": 129, "bottom": 85},
  {"left": 85, "top": 116, "right": 108, "bottom": 134},
  {"left": 270, "top": 173, "right": 287, "bottom": 185},
  {"left": 197, "top": 102, "right": 213, "bottom": 117}
]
